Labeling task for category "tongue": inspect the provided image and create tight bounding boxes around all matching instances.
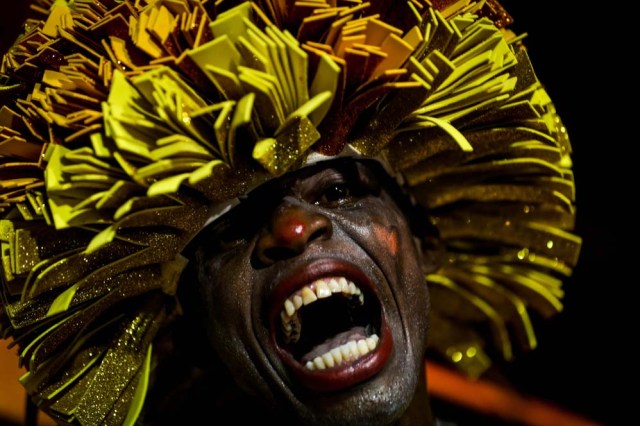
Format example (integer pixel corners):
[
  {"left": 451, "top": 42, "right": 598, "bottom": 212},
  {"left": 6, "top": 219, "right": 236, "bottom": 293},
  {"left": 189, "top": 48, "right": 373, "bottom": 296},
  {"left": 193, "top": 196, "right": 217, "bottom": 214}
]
[{"left": 301, "top": 326, "right": 367, "bottom": 364}]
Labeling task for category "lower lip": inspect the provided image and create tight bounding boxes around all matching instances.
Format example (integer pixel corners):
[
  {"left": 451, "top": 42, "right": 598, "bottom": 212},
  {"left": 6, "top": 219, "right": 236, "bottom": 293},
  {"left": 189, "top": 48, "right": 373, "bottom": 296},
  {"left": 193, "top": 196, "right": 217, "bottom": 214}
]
[{"left": 277, "top": 321, "right": 393, "bottom": 393}]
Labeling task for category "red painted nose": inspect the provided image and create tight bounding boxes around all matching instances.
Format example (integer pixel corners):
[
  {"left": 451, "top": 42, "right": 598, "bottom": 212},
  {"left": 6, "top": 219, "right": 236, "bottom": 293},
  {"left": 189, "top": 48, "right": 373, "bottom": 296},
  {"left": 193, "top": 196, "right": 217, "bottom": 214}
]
[{"left": 255, "top": 200, "right": 332, "bottom": 266}]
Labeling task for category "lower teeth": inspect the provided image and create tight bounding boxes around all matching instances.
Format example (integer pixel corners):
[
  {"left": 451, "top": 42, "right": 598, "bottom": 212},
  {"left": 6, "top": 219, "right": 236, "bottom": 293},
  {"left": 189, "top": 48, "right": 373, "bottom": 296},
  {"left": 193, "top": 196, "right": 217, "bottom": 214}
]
[{"left": 304, "top": 334, "right": 379, "bottom": 370}]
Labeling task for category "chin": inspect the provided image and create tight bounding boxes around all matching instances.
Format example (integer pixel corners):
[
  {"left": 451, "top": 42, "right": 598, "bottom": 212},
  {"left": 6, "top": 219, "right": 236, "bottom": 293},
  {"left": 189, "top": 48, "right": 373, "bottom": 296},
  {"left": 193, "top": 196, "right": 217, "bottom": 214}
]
[
  {"left": 292, "top": 365, "right": 421, "bottom": 426},
  {"left": 254, "top": 257, "right": 427, "bottom": 425}
]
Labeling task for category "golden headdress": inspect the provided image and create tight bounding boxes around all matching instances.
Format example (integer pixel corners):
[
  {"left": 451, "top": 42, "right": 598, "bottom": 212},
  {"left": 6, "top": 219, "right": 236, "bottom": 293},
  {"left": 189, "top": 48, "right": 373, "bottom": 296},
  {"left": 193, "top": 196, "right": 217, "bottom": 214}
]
[{"left": 0, "top": 0, "right": 581, "bottom": 424}]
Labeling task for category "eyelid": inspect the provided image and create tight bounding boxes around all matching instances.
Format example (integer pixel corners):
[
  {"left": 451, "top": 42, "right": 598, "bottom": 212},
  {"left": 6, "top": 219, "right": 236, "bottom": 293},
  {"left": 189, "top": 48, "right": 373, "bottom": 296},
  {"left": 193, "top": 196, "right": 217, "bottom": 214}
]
[
  {"left": 315, "top": 179, "right": 370, "bottom": 208},
  {"left": 306, "top": 171, "right": 346, "bottom": 197},
  {"left": 204, "top": 211, "right": 251, "bottom": 250}
]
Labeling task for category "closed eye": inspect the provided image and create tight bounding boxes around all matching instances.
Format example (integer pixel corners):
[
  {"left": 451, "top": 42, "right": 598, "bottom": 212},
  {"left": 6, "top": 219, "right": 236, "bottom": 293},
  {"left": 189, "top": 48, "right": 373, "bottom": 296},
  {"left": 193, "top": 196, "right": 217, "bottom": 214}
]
[
  {"left": 203, "top": 205, "right": 261, "bottom": 253},
  {"left": 215, "top": 225, "right": 248, "bottom": 251}
]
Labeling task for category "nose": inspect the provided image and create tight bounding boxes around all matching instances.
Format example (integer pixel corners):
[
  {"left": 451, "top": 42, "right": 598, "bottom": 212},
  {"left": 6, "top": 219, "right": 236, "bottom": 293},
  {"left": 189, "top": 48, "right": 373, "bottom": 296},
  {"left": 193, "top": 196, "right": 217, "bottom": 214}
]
[{"left": 254, "top": 197, "right": 332, "bottom": 266}]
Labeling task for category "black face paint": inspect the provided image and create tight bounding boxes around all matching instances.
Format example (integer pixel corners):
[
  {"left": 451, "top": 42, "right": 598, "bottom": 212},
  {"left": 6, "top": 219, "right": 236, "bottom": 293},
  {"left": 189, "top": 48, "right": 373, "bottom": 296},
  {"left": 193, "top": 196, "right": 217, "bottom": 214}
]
[{"left": 181, "top": 158, "right": 437, "bottom": 425}]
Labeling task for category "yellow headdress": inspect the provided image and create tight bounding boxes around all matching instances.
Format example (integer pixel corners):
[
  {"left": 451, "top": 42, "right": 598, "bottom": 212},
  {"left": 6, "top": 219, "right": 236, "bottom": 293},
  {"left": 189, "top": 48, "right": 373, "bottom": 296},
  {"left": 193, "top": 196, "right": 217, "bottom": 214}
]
[{"left": 0, "top": 0, "right": 581, "bottom": 424}]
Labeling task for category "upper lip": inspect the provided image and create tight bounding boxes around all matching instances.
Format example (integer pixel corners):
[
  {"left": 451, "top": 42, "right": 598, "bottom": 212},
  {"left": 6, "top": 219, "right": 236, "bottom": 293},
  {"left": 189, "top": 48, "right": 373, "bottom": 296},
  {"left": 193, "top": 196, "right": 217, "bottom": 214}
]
[{"left": 267, "top": 258, "right": 393, "bottom": 393}]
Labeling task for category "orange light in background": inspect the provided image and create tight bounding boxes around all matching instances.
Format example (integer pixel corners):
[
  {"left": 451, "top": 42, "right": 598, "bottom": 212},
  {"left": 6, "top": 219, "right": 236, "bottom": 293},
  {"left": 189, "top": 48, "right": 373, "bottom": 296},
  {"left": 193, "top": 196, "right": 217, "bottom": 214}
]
[
  {"left": 0, "top": 343, "right": 602, "bottom": 425},
  {"left": 426, "top": 360, "right": 603, "bottom": 426},
  {"left": 0, "top": 343, "right": 55, "bottom": 426}
]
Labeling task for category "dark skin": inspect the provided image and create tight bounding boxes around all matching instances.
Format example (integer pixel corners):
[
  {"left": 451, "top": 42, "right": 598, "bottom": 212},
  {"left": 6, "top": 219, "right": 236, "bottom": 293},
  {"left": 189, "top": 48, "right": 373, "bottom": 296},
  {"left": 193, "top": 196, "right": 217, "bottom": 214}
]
[{"left": 173, "top": 158, "right": 441, "bottom": 425}]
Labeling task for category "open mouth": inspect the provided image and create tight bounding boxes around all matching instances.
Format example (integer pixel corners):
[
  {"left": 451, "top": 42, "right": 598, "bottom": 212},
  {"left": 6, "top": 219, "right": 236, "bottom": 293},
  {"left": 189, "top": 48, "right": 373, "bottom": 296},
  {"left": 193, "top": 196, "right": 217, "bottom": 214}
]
[{"left": 269, "top": 260, "right": 392, "bottom": 392}]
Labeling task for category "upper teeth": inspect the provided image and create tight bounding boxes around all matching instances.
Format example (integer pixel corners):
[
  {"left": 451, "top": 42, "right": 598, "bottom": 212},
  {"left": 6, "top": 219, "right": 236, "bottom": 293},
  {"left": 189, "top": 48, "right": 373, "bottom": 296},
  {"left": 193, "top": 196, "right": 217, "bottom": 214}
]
[{"left": 280, "top": 277, "right": 364, "bottom": 344}]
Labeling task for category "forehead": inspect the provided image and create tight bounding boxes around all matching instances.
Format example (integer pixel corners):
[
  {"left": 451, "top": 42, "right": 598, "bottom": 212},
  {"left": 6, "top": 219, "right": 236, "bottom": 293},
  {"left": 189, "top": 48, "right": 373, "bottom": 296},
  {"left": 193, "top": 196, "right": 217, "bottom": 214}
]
[
  {"left": 225, "top": 157, "right": 386, "bottom": 208},
  {"left": 266, "top": 158, "right": 379, "bottom": 192},
  {"left": 201, "top": 158, "right": 392, "bottom": 227}
]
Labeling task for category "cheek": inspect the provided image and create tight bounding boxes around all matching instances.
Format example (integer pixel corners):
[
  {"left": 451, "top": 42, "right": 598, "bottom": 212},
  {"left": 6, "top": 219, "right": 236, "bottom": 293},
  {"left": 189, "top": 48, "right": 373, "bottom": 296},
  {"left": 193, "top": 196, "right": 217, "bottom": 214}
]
[
  {"left": 196, "top": 253, "right": 255, "bottom": 340},
  {"left": 372, "top": 223, "right": 399, "bottom": 257},
  {"left": 202, "top": 254, "right": 252, "bottom": 306},
  {"left": 197, "top": 255, "right": 262, "bottom": 367}
]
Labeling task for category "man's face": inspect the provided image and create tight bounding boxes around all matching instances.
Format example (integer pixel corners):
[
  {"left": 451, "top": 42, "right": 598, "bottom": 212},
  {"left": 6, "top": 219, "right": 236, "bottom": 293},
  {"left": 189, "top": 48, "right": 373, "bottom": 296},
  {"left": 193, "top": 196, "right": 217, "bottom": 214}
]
[{"left": 191, "top": 159, "right": 434, "bottom": 425}]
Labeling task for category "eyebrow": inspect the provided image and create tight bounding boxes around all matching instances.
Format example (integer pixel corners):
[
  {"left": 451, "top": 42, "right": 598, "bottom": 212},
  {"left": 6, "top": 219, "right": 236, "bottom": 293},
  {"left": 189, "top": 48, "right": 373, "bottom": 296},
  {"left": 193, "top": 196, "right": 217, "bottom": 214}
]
[{"left": 206, "top": 158, "right": 384, "bottom": 224}]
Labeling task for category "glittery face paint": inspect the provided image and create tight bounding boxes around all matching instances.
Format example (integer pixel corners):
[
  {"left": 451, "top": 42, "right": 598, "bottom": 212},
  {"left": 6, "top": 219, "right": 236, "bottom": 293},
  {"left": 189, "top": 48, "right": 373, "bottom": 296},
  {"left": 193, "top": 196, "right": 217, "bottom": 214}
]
[{"left": 188, "top": 158, "right": 437, "bottom": 425}]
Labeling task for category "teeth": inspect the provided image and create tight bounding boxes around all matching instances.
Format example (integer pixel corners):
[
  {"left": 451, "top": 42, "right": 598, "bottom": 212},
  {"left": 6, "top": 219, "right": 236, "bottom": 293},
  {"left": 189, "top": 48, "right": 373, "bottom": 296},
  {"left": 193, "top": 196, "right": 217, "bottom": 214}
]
[
  {"left": 339, "top": 277, "right": 349, "bottom": 292},
  {"left": 357, "top": 339, "right": 370, "bottom": 355},
  {"left": 315, "top": 281, "right": 331, "bottom": 298},
  {"left": 281, "top": 310, "right": 301, "bottom": 343},
  {"left": 330, "top": 347, "right": 343, "bottom": 364},
  {"left": 347, "top": 341, "right": 358, "bottom": 358},
  {"left": 281, "top": 277, "right": 363, "bottom": 316},
  {"left": 301, "top": 287, "right": 317, "bottom": 305},
  {"left": 279, "top": 278, "right": 363, "bottom": 322},
  {"left": 367, "top": 335, "right": 377, "bottom": 350},
  {"left": 279, "top": 277, "right": 366, "bottom": 345},
  {"left": 313, "top": 357, "right": 325, "bottom": 370},
  {"left": 305, "top": 334, "right": 380, "bottom": 370},
  {"left": 284, "top": 299, "right": 295, "bottom": 316},
  {"left": 322, "top": 352, "right": 335, "bottom": 368},
  {"left": 340, "top": 344, "right": 351, "bottom": 359}
]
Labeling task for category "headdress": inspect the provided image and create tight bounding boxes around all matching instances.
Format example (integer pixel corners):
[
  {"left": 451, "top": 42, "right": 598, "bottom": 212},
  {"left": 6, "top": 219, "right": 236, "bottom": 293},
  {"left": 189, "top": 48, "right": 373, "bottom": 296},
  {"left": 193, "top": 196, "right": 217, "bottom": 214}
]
[{"left": 0, "top": 0, "right": 581, "bottom": 424}]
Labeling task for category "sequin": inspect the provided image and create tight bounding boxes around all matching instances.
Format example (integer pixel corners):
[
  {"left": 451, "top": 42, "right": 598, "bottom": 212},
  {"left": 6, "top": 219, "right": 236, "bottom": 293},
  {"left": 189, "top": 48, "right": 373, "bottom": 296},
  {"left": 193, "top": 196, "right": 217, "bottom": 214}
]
[{"left": 0, "top": 0, "right": 582, "bottom": 422}]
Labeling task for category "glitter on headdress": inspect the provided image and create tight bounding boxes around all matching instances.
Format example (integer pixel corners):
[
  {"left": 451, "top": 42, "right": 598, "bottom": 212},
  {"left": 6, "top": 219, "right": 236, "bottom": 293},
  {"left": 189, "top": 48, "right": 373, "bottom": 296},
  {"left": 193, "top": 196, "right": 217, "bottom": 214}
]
[{"left": 0, "top": 0, "right": 581, "bottom": 424}]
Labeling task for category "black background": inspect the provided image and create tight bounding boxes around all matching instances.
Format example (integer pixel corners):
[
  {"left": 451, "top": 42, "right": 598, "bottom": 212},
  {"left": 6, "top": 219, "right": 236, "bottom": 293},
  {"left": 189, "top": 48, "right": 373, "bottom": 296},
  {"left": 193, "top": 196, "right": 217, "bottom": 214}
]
[
  {"left": 0, "top": 2, "right": 629, "bottom": 425},
  {"left": 494, "top": 2, "right": 629, "bottom": 425}
]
